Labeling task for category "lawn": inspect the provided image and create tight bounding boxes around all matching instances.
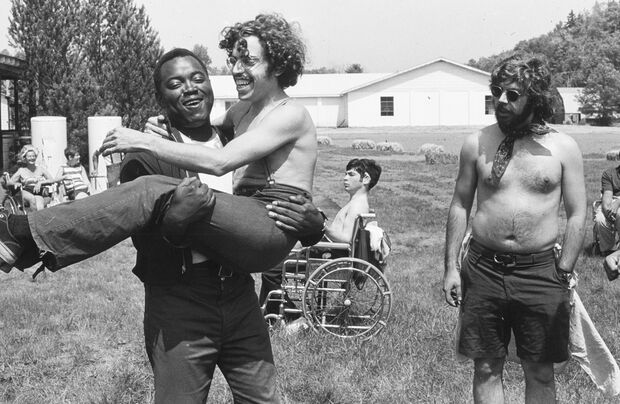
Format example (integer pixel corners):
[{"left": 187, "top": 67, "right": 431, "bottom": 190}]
[{"left": 2, "top": 125, "right": 620, "bottom": 403}]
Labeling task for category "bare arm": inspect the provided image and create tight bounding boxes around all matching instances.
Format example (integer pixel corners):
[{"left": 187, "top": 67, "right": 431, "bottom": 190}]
[
  {"left": 325, "top": 202, "right": 368, "bottom": 243},
  {"left": 443, "top": 133, "right": 478, "bottom": 306},
  {"left": 100, "top": 104, "right": 308, "bottom": 176},
  {"left": 557, "top": 137, "right": 587, "bottom": 273},
  {"left": 9, "top": 170, "right": 22, "bottom": 185},
  {"left": 38, "top": 167, "right": 58, "bottom": 185}
]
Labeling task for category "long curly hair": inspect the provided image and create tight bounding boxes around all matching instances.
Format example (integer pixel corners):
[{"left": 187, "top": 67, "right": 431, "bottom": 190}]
[
  {"left": 490, "top": 54, "right": 555, "bottom": 122},
  {"left": 219, "top": 13, "right": 306, "bottom": 89}
]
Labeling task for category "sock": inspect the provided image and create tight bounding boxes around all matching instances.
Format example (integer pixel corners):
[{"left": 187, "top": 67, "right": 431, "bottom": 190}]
[{"left": 8, "top": 214, "right": 35, "bottom": 246}]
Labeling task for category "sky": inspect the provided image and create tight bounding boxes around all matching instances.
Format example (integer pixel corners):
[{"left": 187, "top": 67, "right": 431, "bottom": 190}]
[{"left": 0, "top": 0, "right": 603, "bottom": 73}]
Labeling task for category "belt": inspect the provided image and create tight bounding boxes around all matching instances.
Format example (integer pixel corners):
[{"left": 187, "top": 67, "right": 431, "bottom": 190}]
[
  {"left": 185, "top": 260, "right": 233, "bottom": 278},
  {"left": 469, "top": 239, "right": 556, "bottom": 267}
]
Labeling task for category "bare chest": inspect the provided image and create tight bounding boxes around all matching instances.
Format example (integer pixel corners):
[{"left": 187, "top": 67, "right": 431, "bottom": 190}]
[{"left": 478, "top": 149, "right": 562, "bottom": 193}]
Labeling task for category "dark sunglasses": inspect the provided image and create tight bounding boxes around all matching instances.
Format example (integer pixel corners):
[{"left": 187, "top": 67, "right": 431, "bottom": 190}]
[{"left": 490, "top": 85, "right": 522, "bottom": 102}]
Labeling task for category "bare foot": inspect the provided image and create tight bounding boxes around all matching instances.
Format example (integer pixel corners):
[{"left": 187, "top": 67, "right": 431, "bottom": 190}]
[{"left": 161, "top": 177, "right": 215, "bottom": 245}]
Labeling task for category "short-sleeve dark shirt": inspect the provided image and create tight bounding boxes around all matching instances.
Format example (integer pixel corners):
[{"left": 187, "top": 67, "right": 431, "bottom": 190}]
[{"left": 601, "top": 165, "right": 620, "bottom": 196}]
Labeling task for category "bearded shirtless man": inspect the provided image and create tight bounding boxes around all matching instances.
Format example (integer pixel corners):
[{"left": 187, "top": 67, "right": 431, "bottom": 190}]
[{"left": 442, "top": 55, "right": 586, "bottom": 404}]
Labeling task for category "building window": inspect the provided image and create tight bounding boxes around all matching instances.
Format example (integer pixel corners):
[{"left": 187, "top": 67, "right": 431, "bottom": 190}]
[
  {"left": 380, "top": 96, "right": 394, "bottom": 116},
  {"left": 485, "top": 95, "right": 494, "bottom": 115}
]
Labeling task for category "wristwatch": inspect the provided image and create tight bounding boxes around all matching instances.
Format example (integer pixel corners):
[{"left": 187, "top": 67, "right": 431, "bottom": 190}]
[{"left": 557, "top": 268, "right": 573, "bottom": 283}]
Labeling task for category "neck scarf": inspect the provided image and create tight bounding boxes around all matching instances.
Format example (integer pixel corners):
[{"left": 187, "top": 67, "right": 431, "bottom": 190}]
[{"left": 491, "top": 123, "right": 555, "bottom": 185}]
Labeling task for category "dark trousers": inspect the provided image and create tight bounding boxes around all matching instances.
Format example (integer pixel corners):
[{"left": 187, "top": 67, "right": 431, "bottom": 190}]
[{"left": 145, "top": 267, "right": 279, "bottom": 403}]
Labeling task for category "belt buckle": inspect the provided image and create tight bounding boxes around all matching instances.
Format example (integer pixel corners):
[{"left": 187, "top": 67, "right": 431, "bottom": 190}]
[
  {"left": 493, "top": 252, "right": 516, "bottom": 267},
  {"left": 218, "top": 265, "right": 233, "bottom": 278}
]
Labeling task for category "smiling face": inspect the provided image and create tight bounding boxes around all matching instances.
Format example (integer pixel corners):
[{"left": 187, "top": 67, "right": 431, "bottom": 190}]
[
  {"left": 24, "top": 151, "right": 37, "bottom": 165},
  {"left": 493, "top": 80, "right": 534, "bottom": 135},
  {"left": 157, "top": 56, "right": 214, "bottom": 128},
  {"left": 230, "top": 35, "right": 281, "bottom": 102}
]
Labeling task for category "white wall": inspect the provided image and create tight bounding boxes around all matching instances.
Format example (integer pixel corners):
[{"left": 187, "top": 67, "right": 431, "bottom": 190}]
[
  {"left": 1, "top": 94, "right": 8, "bottom": 130},
  {"left": 294, "top": 97, "right": 343, "bottom": 127},
  {"left": 347, "top": 62, "right": 496, "bottom": 127}
]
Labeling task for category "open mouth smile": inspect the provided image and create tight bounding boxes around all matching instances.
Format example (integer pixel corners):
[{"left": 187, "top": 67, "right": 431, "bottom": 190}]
[
  {"left": 182, "top": 98, "right": 203, "bottom": 108},
  {"left": 234, "top": 76, "right": 252, "bottom": 90}
]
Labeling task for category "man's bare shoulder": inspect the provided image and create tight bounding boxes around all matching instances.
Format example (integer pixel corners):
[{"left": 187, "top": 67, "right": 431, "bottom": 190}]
[
  {"left": 227, "top": 101, "right": 251, "bottom": 122},
  {"left": 460, "top": 125, "right": 497, "bottom": 159},
  {"left": 263, "top": 100, "right": 315, "bottom": 133},
  {"left": 545, "top": 128, "right": 582, "bottom": 159}
]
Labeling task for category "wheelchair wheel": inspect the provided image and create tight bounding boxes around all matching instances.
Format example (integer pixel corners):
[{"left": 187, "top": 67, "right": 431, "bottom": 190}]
[
  {"left": 2, "top": 195, "right": 22, "bottom": 215},
  {"left": 302, "top": 257, "right": 392, "bottom": 339}
]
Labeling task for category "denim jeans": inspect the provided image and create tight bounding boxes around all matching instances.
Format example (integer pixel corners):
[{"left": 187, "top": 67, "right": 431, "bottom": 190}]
[{"left": 27, "top": 174, "right": 302, "bottom": 273}]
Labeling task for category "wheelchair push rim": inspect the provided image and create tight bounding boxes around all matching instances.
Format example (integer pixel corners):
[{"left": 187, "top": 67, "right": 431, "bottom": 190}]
[{"left": 302, "top": 257, "right": 392, "bottom": 339}]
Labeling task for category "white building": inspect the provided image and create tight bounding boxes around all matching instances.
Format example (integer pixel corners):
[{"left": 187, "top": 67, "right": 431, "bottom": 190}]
[
  {"left": 557, "top": 87, "right": 583, "bottom": 124},
  {"left": 209, "top": 58, "right": 582, "bottom": 128}
]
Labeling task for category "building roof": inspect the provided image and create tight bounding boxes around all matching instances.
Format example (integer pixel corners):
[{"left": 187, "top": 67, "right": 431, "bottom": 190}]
[
  {"left": 342, "top": 58, "right": 490, "bottom": 94},
  {"left": 556, "top": 87, "right": 583, "bottom": 114},
  {"left": 0, "top": 53, "right": 27, "bottom": 80},
  {"left": 210, "top": 72, "right": 388, "bottom": 99}
]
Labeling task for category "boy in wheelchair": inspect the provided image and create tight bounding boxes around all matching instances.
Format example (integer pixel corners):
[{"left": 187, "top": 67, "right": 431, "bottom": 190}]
[
  {"left": 55, "top": 145, "right": 91, "bottom": 201},
  {"left": 260, "top": 158, "right": 386, "bottom": 321}
]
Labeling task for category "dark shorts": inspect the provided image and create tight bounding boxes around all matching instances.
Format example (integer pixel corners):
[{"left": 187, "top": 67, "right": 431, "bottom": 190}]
[{"left": 459, "top": 239, "right": 571, "bottom": 363}]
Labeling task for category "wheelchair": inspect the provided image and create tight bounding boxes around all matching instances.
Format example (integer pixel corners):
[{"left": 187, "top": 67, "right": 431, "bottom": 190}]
[
  {"left": 262, "top": 213, "right": 392, "bottom": 339},
  {"left": 1, "top": 172, "right": 60, "bottom": 213}
]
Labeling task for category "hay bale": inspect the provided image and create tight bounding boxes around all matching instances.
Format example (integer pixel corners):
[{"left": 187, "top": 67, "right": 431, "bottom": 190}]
[
  {"left": 418, "top": 143, "right": 445, "bottom": 155},
  {"left": 317, "top": 135, "right": 332, "bottom": 146},
  {"left": 606, "top": 150, "right": 620, "bottom": 161},
  {"left": 376, "top": 141, "right": 404, "bottom": 152},
  {"left": 425, "top": 151, "right": 458, "bottom": 165},
  {"left": 352, "top": 139, "right": 376, "bottom": 150}
]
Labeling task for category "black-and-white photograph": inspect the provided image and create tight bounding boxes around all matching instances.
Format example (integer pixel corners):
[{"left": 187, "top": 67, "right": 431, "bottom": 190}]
[{"left": 1, "top": 0, "right": 619, "bottom": 402}]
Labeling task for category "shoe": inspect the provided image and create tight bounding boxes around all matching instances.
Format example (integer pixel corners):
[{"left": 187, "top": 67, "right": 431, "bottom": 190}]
[{"left": 0, "top": 209, "right": 23, "bottom": 273}]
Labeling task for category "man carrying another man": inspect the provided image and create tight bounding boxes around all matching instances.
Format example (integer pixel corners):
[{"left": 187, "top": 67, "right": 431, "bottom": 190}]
[
  {"left": 442, "top": 54, "right": 586, "bottom": 403},
  {"left": 119, "top": 15, "right": 323, "bottom": 403}
]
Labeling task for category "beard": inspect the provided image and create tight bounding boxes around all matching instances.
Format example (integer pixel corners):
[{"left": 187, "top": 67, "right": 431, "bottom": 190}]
[{"left": 495, "top": 101, "right": 535, "bottom": 138}]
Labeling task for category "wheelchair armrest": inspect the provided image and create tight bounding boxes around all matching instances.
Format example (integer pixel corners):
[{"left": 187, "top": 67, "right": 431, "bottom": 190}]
[{"left": 313, "top": 241, "right": 351, "bottom": 251}]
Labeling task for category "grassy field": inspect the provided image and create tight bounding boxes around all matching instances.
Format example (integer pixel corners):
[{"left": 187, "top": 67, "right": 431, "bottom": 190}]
[{"left": 2, "top": 125, "right": 620, "bottom": 403}]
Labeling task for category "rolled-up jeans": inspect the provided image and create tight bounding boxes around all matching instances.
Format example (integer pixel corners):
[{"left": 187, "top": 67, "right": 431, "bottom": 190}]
[{"left": 27, "top": 175, "right": 301, "bottom": 273}]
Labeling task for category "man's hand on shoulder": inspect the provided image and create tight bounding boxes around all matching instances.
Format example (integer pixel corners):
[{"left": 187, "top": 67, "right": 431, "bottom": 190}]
[{"left": 144, "top": 115, "right": 169, "bottom": 138}]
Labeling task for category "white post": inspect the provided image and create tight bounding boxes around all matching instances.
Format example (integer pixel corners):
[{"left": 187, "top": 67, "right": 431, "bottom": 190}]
[
  {"left": 30, "top": 116, "right": 67, "bottom": 175},
  {"left": 87, "top": 116, "right": 122, "bottom": 193}
]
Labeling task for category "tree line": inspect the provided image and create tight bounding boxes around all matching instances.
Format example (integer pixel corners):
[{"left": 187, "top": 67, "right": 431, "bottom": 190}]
[
  {"left": 468, "top": 1, "right": 620, "bottom": 126},
  {"left": 8, "top": 0, "right": 163, "bottom": 164}
]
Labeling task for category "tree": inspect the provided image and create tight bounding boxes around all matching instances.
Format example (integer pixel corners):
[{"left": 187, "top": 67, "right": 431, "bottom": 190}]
[
  {"left": 192, "top": 44, "right": 212, "bottom": 69},
  {"left": 345, "top": 63, "right": 364, "bottom": 73},
  {"left": 305, "top": 66, "right": 337, "bottom": 74},
  {"left": 468, "top": 2, "right": 620, "bottom": 125},
  {"left": 8, "top": 0, "right": 163, "bottom": 154},
  {"left": 9, "top": 0, "right": 82, "bottom": 118},
  {"left": 578, "top": 54, "right": 620, "bottom": 126},
  {"left": 95, "top": 0, "right": 163, "bottom": 129}
]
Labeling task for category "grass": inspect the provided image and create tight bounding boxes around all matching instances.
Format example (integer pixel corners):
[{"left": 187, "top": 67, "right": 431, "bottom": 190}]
[{"left": 2, "top": 124, "right": 620, "bottom": 403}]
